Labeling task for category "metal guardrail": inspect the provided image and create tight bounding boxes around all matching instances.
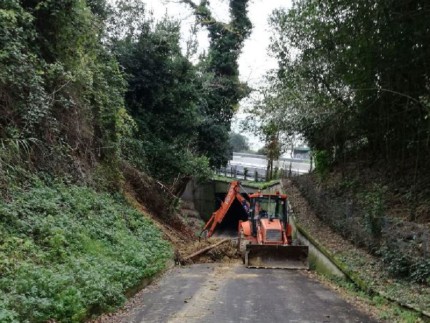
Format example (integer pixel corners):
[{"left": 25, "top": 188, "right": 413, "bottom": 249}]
[
  {"left": 216, "top": 165, "right": 304, "bottom": 182},
  {"left": 232, "top": 152, "right": 311, "bottom": 164}
]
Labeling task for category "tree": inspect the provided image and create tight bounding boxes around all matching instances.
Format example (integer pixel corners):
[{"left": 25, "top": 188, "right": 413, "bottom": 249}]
[
  {"left": 229, "top": 132, "right": 250, "bottom": 153},
  {"left": 0, "top": 0, "right": 125, "bottom": 179},
  {"left": 267, "top": 0, "right": 430, "bottom": 168},
  {"left": 113, "top": 17, "right": 210, "bottom": 184},
  {"left": 109, "top": 0, "right": 252, "bottom": 184},
  {"left": 182, "top": 0, "right": 252, "bottom": 168},
  {"left": 243, "top": 74, "right": 300, "bottom": 179}
]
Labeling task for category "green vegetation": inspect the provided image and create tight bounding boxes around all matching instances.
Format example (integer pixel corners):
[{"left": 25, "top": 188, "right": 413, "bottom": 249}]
[
  {"left": 1, "top": 0, "right": 252, "bottom": 320},
  {"left": 182, "top": 0, "right": 252, "bottom": 169},
  {"left": 293, "top": 174, "right": 430, "bottom": 319},
  {"left": 0, "top": 180, "right": 172, "bottom": 322},
  {"left": 229, "top": 132, "right": 250, "bottom": 153},
  {"left": 0, "top": 0, "right": 251, "bottom": 189},
  {"left": 247, "top": 0, "right": 430, "bottom": 291},
  {"left": 266, "top": 0, "right": 430, "bottom": 166},
  {"left": 313, "top": 150, "right": 331, "bottom": 179},
  {"left": 113, "top": 15, "right": 211, "bottom": 185},
  {"left": 294, "top": 172, "right": 430, "bottom": 286},
  {"left": 328, "top": 277, "right": 423, "bottom": 323},
  {"left": 0, "top": 0, "right": 124, "bottom": 174},
  {"left": 213, "top": 175, "right": 279, "bottom": 190},
  {"left": 360, "top": 185, "right": 386, "bottom": 241}
]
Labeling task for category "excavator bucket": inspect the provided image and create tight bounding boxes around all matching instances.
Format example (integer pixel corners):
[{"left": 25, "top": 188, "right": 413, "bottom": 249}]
[{"left": 245, "top": 244, "right": 309, "bottom": 269}]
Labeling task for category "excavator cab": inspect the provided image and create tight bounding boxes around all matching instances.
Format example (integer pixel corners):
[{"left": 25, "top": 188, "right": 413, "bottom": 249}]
[
  {"left": 246, "top": 193, "right": 290, "bottom": 241},
  {"left": 249, "top": 196, "right": 286, "bottom": 238},
  {"left": 251, "top": 196, "right": 285, "bottom": 221}
]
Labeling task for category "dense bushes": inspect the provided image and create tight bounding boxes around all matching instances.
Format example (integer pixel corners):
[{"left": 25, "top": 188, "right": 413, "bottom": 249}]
[
  {"left": 0, "top": 180, "right": 172, "bottom": 322},
  {"left": 0, "top": 0, "right": 125, "bottom": 177}
]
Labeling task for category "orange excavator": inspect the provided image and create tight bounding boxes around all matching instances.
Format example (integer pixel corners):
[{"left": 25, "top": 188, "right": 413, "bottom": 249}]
[{"left": 200, "top": 181, "right": 308, "bottom": 269}]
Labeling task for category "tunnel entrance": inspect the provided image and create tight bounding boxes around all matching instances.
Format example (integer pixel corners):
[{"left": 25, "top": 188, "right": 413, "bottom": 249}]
[{"left": 213, "top": 193, "right": 249, "bottom": 237}]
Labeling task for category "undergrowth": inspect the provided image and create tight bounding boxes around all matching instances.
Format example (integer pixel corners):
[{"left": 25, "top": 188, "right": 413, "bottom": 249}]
[
  {"left": 0, "top": 179, "right": 172, "bottom": 322},
  {"left": 293, "top": 173, "right": 430, "bottom": 286},
  {"left": 328, "top": 276, "right": 424, "bottom": 323}
]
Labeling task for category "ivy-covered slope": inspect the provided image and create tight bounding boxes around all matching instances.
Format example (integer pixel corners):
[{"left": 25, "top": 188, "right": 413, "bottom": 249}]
[{"left": 0, "top": 181, "right": 172, "bottom": 322}]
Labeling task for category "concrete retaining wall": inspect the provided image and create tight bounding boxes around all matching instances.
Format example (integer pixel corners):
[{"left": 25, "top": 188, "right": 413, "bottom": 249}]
[
  {"left": 296, "top": 229, "right": 345, "bottom": 278},
  {"left": 181, "top": 179, "right": 262, "bottom": 222}
]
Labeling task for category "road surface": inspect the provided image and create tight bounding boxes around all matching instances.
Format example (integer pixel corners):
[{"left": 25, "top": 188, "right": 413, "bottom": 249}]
[{"left": 105, "top": 262, "right": 377, "bottom": 323}]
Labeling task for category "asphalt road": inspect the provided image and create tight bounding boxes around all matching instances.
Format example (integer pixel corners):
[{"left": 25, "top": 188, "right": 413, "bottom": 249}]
[{"left": 111, "top": 262, "right": 377, "bottom": 323}]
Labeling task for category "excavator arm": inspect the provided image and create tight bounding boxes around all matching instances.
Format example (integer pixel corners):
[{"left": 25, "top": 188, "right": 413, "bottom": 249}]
[{"left": 200, "top": 181, "right": 249, "bottom": 238}]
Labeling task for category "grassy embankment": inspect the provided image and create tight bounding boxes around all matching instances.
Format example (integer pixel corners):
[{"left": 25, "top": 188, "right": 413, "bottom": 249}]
[
  {"left": 0, "top": 179, "right": 172, "bottom": 322},
  {"left": 288, "top": 170, "right": 430, "bottom": 322}
]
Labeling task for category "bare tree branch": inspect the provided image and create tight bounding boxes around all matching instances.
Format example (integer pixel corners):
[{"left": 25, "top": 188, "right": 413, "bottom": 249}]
[{"left": 179, "top": 0, "right": 198, "bottom": 10}]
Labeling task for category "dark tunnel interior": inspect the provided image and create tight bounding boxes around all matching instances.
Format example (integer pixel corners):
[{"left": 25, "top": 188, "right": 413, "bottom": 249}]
[{"left": 213, "top": 193, "right": 249, "bottom": 236}]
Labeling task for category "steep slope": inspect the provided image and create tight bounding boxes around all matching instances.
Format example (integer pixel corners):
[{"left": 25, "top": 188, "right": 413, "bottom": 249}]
[{"left": 0, "top": 180, "right": 172, "bottom": 322}]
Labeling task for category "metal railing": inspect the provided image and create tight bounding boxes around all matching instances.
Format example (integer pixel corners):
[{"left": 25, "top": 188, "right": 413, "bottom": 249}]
[{"left": 216, "top": 164, "right": 304, "bottom": 182}]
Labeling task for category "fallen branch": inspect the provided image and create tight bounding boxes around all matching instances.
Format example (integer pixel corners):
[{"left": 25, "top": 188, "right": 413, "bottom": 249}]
[{"left": 183, "top": 238, "right": 230, "bottom": 261}]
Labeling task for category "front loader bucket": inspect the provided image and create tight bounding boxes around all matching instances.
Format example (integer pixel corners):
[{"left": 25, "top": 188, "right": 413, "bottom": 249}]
[{"left": 245, "top": 244, "right": 309, "bottom": 269}]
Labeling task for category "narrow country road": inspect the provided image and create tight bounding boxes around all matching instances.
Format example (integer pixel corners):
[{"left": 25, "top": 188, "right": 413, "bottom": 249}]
[{"left": 101, "top": 262, "right": 377, "bottom": 323}]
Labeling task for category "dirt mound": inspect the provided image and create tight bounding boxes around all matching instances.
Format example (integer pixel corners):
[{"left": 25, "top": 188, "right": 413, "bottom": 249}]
[
  {"left": 178, "top": 200, "right": 205, "bottom": 236},
  {"left": 176, "top": 238, "right": 240, "bottom": 265},
  {"left": 122, "top": 165, "right": 239, "bottom": 267},
  {"left": 197, "top": 240, "right": 240, "bottom": 263},
  {"left": 121, "top": 161, "right": 195, "bottom": 240}
]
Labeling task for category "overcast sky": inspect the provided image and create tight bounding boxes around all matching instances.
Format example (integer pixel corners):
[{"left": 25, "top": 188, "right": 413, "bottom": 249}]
[{"left": 142, "top": 0, "right": 292, "bottom": 150}]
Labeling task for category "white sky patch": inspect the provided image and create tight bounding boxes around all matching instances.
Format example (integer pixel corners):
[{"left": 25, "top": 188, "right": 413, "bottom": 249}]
[
  {"left": 143, "top": 0, "right": 291, "bottom": 83},
  {"left": 233, "top": 0, "right": 291, "bottom": 150},
  {"left": 238, "top": 0, "right": 291, "bottom": 87},
  {"left": 143, "top": 0, "right": 231, "bottom": 60}
]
